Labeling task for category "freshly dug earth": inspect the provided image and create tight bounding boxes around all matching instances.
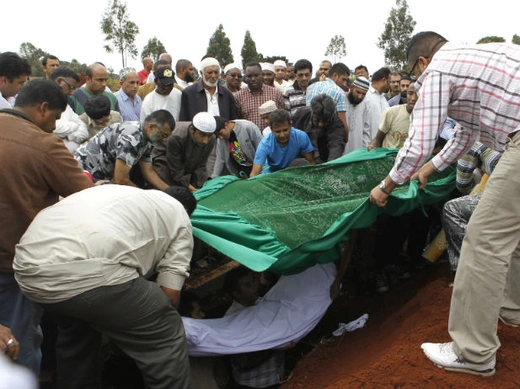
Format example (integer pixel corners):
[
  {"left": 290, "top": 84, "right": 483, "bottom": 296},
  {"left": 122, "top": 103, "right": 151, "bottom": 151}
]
[{"left": 281, "top": 263, "right": 520, "bottom": 389}]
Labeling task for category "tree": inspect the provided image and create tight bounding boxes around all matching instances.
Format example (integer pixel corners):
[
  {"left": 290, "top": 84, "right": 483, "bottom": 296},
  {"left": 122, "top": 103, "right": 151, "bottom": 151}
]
[
  {"left": 264, "top": 56, "right": 290, "bottom": 64},
  {"left": 477, "top": 36, "right": 505, "bottom": 44},
  {"left": 377, "top": 0, "right": 416, "bottom": 71},
  {"left": 141, "top": 37, "right": 166, "bottom": 61},
  {"left": 19, "top": 42, "right": 46, "bottom": 77},
  {"left": 241, "top": 31, "right": 261, "bottom": 70},
  {"left": 513, "top": 35, "right": 520, "bottom": 45},
  {"left": 100, "top": 0, "right": 139, "bottom": 68},
  {"left": 206, "top": 24, "right": 234, "bottom": 68},
  {"left": 324, "top": 35, "right": 346, "bottom": 63}
]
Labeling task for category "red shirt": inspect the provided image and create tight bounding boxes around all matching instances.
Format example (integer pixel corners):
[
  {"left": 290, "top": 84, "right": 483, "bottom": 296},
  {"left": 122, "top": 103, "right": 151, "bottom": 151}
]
[{"left": 138, "top": 69, "right": 150, "bottom": 85}]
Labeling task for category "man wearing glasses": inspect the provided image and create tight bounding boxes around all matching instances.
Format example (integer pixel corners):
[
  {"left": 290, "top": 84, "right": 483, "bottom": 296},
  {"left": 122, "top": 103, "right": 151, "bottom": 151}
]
[
  {"left": 74, "top": 109, "right": 174, "bottom": 189},
  {"left": 370, "top": 30, "right": 520, "bottom": 377},
  {"left": 283, "top": 59, "right": 313, "bottom": 116}
]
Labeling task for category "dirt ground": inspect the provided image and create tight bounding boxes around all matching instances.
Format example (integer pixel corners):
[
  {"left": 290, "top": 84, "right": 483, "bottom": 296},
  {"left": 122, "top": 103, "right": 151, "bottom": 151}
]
[{"left": 281, "top": 262, "right": 520, "bottom": 389}]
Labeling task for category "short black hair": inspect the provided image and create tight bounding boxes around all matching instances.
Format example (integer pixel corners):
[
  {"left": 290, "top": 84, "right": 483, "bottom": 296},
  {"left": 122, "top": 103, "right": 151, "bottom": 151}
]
[
  {"left": 14, "top": 79, "right": 67, "bottom": 111},
  {"left": 372, "top": 67, "right": 391, "bottom": 82},
  {"left": 84, "top": 95, "right": 111, "bottom": 119},
  {"left": 355, "top": 64, "right": 368, "bottom": 73},
  {"left": 269, "top": 109, "right": 291, "bottom": 128},
  {"left": 294, "top": 59, "right": 313, "bottom": 73},
  {"left": 144, "top": 109, "right": 176, "bottom": 134},
  {"left": 328, "top": 62, "right": 350, "bottom": 78},
  {"left": 49, "top": 66, "right": 80, "bottom": 83},
  {"left": 0, "top": 52, "right": 31, "bottom": 81},
  {"left": 42, "top": 54, "right": 59, "bottom": 66},
  {"left": 310, "top": 94, "right": 336, "bottom": 119},
  {"left": 406, "top": 31, "right": 448, "bottom": 64},
  {"left": 245, "top": 62, "right": 262, "bottom": 72},
  {"left": 163, "top": 185, "right": 197, "bottom": 216}
]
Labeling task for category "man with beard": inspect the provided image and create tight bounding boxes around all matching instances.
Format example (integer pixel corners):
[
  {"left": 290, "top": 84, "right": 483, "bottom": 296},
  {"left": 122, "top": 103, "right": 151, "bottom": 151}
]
[
  {"left": 140, "top": 65, "right": 182, "bottom": 121},
  {"left": 283, "top": 59, "right": 313, "bottom": 116},
  {"left": 343, "top": 77, "right": 370, "bottom": 154},
  {"left": 179, "top": 57, "right": 236, "bottom": 122},
  {"left": 175, "top": 59, "right": 196, "bottom": 90},
  {"left": 235, "top": 62, "right": 285, "bottom": 131},
  {"left": 250, "top": 109, "right": 315, "bottom": 176},
  {"left": 74, "top": 109, "right": 174, "bottom": 189}
]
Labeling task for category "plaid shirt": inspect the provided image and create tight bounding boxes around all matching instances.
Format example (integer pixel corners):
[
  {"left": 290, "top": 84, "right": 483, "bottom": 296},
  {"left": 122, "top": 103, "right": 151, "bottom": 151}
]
[
  {"left": 305, "top": 78, "right": 347, "bottom": 112},
  {"left": 235, "top": 84, "right": 285, "bottom": 130},
  {"left": 391, "top": 42, "right": 520, "bottom": 184}
]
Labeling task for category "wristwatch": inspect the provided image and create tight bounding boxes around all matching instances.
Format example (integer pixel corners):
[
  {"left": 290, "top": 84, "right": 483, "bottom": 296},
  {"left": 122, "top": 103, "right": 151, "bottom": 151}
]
[{"left": 379, "top": 180, "right": 390, "bottom": 195}]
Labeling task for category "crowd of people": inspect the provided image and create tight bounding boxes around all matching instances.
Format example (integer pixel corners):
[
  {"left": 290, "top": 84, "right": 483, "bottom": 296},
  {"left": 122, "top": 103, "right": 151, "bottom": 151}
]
[{"left": 1, "top": 28, "right": 520, "bottom": 388}]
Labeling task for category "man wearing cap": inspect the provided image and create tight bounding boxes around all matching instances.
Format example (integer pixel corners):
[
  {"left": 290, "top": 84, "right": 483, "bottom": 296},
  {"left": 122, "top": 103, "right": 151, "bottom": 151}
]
[
  {"left": 343, "top": 77, "right": 370, "bottom": 154},
  {"left": 258, "top": 100, "right": 277, "bottom": 136},
  {"left": 163, "top": 112, "right": 219, "bottom": 191},
  {"left": 222, "top": 63, "right": 245, "bottom": 94},
  {"left": 273, "top": 60, "right": 291, "bottom": 94},
  {"left": 140, "top": 66, "right": 182, "bottom": 121},
  {"left": 114, "top": 67, "right": 142, "bottom": 122},
  {"left": 179, "top": 57, "right": 236, "bottom": 122},
  {"left": 235, "top": 62, "right": 285, "bottom": 131},
  {"left": 74, "top": 109, "right": 175, "bottom": 189},
  {"left": 261, "top": 62, "right": 276, "bottom": 88}
]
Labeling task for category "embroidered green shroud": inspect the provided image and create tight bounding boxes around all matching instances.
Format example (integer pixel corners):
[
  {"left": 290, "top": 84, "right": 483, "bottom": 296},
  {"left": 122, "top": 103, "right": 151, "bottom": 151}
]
[{"left": 191, "top": 148, "right": 455, "bottom": 275}]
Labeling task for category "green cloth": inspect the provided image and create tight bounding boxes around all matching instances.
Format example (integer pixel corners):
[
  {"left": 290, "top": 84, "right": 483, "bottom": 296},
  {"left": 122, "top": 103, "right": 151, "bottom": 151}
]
[{"left": 192, "top": 148, "right": 455, "bottom": 275}]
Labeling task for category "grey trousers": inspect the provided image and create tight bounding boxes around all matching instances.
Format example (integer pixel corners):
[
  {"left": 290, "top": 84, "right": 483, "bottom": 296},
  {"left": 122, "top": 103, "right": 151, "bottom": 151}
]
[
  {"left": 42, "top": 277, "right": 189, "bottom": 389},
  {"left": 443, "top": 194, "right": 482, "bottom": 271},
  {"left": 449, "top": 131, "right": 520, "bottom": 364}
]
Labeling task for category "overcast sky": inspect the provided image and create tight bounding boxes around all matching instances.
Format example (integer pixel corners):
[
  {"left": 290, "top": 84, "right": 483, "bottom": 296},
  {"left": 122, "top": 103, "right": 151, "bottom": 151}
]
[{"left": 3, "top": 0, "right": 518, "bottom": 76}]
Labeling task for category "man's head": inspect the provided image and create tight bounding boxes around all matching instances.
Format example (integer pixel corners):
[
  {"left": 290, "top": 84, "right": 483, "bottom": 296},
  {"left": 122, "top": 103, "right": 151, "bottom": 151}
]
[
  {"left": 293, "top": 59, "right": 313, "bottom": 90},
  {"left": 310, "top": 94, "right": 336, "bottom": 128},
  {"left": 348, "top": 77, "right": 369, "bottom": 106},
  {"left": 178, "top": 291, "right": 205, "bottom": 318},
  {"left": 317, "top": 60, "right": 332, "bottom": 80},
  {"left": 224, "top": 266, "right": 259, "bottom": 307},
  {"left": 389, "top": 72, "right": 402, "bottom": 96},
  {"left": 258, "top": 100, "right": 277, "bottom": 127},
  {"left": 223, "top": 63, "right": 242, "bottom": 91},
  {"left": 399, "top": 75, "right": 411, "bottom": 93},
  {"left": 244, "top": 62, "right": 264, "bottom": 92},
  {"left": 273, "top": 60, "right": 287, "bottom": 82},
  {"left": 261, "top": 63, "right": 275, "bottom": 87},
  {"left": 199, "top": 57, "right": 220, "bottom": 89},
  {"left": 354, "top": 65, "right": 369, "bottom": 79},
  {"left": 190, "top": 112, "right": 216, "bottom": 147},
  {"left": 407, "top": 31, "right": 448, "bottom": 79},
  {"left": 214, "top": 116, "right": 233, "bottom": 140},
  {"left": 154, "top": 66, "right": 175, "bottom": 95},
  {"left": 119, "top": 68, "right": 139, "bottom": 98},
  {"left": 175, "top": 59, "right": 195, "bottom": 83},
  {"left": 85, "top": 62, "right": 109, "bottom": 95},
  {"left": 84, "top": 95, "right": 111, "bottom": 128},
  {"left": 371, "top": 67, "right": 391, "bottom": 94},
  {"left": 142, "top": 57, "right": 154, "bottom": 72},
  {"left": 328, "top": 62, "right": 350, "bottom": 90},
  {"left": 143, "top": 109, "right": 175, "bottom": 146},
  {"left": 49, "top": 66, "right": 80, "bottom": 96},
  {"left": 163, "top": 185, "right": 197, "bottom": 216},
  {"left": 14, "top": 79, "right": 67, "bottom": 133},
  {"left": 159, "top": 53, "right": 173, "bottom": 65},
  {"left": 41, "top": 55, "right": 60, "bottom": 79},
  {"left": 0, "top": 52, "right": 31, "bottom": 99},
  {"left": 286, "top": 63, "right": 295, "bottom": 81},
  {"left": 269, "top": 109, "right": 292, "bottom": 146},
  {"left": 406, "top": 82, "right": 418, "bottom": 113}
]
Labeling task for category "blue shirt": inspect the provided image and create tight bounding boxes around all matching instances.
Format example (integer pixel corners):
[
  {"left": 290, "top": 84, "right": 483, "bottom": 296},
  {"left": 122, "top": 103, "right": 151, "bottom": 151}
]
[
  {"left": 254, "top": 128, "right": 313, "bottom": 172},
  {"left": 305, "top": 78, "right": 347, "bottom": 112},
  {"left": 114, "top": 89, "right": 142, "bottom": 122}
]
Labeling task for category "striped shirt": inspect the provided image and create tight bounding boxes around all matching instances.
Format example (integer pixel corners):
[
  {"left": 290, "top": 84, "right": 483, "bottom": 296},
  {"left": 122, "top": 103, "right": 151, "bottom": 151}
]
[
  {"left": 390, "top": 42, "right": 520, "bottom": 184},
  {"left": 305, "top": 78, "right": 347, "bottom": 112},
  {"left": 235, "top": 84, "right": 285, "bottom": 130},
  {"left": 456, "top": 142, "right": 501, "bottom": 194}
]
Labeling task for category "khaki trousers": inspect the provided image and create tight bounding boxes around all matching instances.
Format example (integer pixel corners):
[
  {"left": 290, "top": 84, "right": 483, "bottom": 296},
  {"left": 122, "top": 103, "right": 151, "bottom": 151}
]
[{"left": 449, "top": 131, "right": 520, "bottom": 363}]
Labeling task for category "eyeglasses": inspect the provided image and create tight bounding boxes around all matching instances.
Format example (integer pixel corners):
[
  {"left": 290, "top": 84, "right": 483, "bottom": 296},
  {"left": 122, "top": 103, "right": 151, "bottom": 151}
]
[
  {"left": 408, "top": 39, "right": 446, "bottom": 78},
  {"left": 61, "top": 78, "right": 76, "bottom": 91},
  {"left": 227, "top": 73, "right": 242, "bottom": 78},
  {"left": 408, "top": 58, "right": 421, "bottom": 78}
]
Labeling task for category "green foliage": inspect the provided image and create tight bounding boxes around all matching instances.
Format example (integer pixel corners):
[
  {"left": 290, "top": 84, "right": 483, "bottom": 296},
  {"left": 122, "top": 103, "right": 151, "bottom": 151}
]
[
  {"left": 513, "top": 35, "right": 520, "bottom": 45},
  {"left": 264, "top": 55, "right": 290, "bottom": 64},
  {"left": 100, "top": 0, "right": 139, "bottom": 68},
  {"left": 241, "top": 31, "right": 261, "bottom": 70},
  {"left": 477, "top": 36, "right": 505, "bottom": 44},
  {"left": 206, "top": 24, "right": 234, "bottom": 68},
  {"left": 377, "top": 0, "right": 416, "bottom": 71},
  {"left": 141, "top": 37, "right": 166, "bottom": 61},
  {"left": 19, "top": 42, "right": 46, "bottom": 78},
  {"left": 324, "top": 35, "right": 346, "bottom": 63}
]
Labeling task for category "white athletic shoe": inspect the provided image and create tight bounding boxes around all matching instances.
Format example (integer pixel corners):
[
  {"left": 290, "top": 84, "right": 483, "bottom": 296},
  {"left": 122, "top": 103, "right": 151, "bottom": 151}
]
[{"left": 421, "top": 342, "right": 496, "bottom": 377}]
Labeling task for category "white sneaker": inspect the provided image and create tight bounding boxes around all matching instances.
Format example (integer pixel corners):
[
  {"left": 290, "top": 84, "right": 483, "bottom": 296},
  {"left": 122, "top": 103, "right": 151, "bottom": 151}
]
[{"left": 421, "top": 342, "right": 496, "bottom": 377}]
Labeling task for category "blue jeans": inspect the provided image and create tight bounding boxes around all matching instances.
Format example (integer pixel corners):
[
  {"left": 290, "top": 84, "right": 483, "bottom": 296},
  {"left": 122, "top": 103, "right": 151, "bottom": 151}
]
[{"left": 0, "top": 272, "right": 44, "bottom": 374}]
